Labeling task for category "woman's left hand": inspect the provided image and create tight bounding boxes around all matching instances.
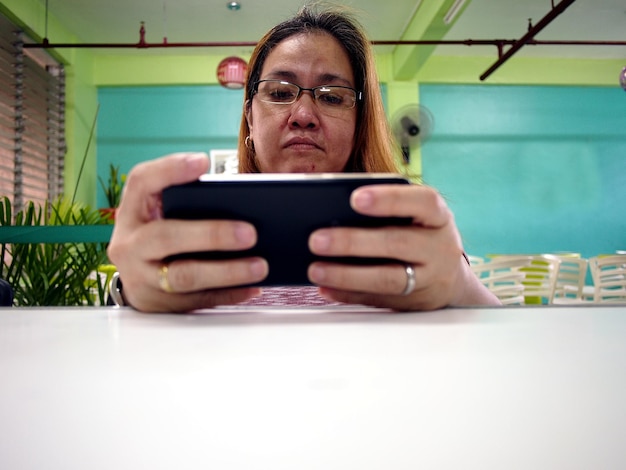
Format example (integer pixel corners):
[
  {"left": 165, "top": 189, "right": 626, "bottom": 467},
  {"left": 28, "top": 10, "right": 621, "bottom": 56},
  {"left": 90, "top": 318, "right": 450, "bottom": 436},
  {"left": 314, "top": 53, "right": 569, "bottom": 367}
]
[{"left": 307, "top": 184, "right": 500, "bottom": 310}]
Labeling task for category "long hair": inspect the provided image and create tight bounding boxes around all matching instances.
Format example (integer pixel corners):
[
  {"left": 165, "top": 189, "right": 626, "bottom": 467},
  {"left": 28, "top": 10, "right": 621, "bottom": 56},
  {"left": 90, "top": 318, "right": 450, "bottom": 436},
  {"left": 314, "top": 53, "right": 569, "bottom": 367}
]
[{"left": 237, "top": 4, "right": 400, "bottom": 173}]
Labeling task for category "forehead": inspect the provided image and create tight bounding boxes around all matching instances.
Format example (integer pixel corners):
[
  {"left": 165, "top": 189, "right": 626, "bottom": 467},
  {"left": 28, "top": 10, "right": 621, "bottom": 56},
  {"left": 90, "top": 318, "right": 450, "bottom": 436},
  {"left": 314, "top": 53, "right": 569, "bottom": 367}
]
[{"left": 261, "top": 32, "right": 355, "bottom": 86}]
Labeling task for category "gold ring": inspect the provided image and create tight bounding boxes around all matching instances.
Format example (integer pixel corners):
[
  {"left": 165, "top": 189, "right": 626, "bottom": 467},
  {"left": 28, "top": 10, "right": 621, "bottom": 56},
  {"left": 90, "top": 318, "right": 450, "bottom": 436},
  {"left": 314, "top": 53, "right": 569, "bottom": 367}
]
[{"left": 158, "top": 264, "right": 174, "bottom": 293}]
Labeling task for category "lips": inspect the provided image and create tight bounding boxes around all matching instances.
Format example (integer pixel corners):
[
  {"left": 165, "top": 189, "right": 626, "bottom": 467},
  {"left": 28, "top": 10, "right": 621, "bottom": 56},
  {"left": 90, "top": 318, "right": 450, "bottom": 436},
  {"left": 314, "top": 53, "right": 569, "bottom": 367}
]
[{"left": 283, "top": 136, "right": 322, "bottom": 151}]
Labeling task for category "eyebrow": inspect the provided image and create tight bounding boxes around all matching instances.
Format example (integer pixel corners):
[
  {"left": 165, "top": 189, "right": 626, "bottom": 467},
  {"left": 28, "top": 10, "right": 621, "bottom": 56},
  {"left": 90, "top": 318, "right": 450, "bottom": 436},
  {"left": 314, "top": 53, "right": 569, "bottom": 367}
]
[{"left": 263, "top": 70, "right": 354, "bottom": 87}]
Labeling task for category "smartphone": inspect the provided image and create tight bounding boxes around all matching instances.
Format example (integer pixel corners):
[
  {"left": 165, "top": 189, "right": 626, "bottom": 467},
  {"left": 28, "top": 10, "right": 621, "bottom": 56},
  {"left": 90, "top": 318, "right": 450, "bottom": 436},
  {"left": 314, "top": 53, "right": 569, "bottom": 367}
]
[{"left": 161, "top": 173, "right": 412, "bottom": 286}]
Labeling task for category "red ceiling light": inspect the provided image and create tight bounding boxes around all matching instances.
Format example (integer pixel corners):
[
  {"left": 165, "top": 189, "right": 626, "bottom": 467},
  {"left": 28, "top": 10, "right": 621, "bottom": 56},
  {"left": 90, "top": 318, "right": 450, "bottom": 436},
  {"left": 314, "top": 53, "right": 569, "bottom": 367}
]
[{"left": 216, "top": 56, "right": 247, "bottom": 89}]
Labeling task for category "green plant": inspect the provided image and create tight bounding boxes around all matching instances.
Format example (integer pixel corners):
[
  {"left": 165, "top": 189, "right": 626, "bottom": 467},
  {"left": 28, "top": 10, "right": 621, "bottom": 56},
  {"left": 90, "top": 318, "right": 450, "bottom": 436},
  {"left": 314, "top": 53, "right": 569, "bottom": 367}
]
[
  {"left": 0, "top": 196, "right": 110, "bottom": 306},
  {"left": 98, "top": 163, "right": 125, "bottom": 208}
]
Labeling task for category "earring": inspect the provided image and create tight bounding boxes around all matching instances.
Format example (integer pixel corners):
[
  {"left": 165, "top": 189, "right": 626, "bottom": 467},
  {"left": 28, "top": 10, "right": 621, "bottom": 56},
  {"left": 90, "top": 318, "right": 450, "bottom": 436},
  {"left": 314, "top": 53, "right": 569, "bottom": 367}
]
[{"left": 244, "top": 135, "right": 255, "bottom": 151}]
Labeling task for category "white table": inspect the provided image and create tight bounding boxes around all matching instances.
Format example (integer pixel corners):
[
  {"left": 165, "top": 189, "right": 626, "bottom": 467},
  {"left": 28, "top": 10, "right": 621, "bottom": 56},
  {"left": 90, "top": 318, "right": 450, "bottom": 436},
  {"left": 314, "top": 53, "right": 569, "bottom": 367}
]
[{"left": 1, "top": 304, "right": 626, "bottom": 469}]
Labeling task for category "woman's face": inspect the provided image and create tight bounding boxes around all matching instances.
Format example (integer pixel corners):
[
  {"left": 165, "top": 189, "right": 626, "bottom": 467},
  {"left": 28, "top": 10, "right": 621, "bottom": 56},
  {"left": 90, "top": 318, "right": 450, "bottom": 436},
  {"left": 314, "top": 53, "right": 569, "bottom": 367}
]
[{"left": 246, "top": 32, "right": 358, "bottom": 173}]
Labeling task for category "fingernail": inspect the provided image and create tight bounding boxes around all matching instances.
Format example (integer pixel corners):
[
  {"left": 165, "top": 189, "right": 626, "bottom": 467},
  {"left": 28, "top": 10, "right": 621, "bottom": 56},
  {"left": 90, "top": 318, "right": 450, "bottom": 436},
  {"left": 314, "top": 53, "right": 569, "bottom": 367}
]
[
  {"left": 352, "top": 188, "right": 374, "bottom": 210},
  {"left": 250, "top": 259, "right": 268, "bottom": 278},
  {"left": 234, "top": 222, "right": 255, "bottom": 246},
  {"left": 310, "top": 231, "right": 331, "bottom": 253},
  {"left": 309, "top": 264, "right": 326, "bottom": 283}
]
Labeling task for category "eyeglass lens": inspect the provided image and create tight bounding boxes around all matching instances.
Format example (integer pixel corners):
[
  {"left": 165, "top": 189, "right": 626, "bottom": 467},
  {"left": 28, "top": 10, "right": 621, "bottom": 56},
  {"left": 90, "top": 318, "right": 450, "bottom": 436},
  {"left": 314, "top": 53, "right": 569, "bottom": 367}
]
[{"left": 256, "top": 80, "right": 358, "bottom": 109}]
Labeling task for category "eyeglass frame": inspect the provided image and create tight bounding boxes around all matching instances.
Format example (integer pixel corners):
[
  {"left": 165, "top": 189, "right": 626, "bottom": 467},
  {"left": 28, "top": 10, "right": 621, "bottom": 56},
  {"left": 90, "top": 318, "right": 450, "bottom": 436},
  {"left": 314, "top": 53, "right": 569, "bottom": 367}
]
[{"left": 252, "top": 79, "right": 363, "bottom": 110}]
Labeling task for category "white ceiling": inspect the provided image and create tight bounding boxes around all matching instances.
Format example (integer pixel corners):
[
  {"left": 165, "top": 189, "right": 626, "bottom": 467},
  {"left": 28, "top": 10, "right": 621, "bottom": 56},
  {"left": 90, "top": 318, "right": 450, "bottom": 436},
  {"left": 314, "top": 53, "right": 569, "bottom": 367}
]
[
  {"left": 439, "top": 0, "right": 626, "bottom": 59},
  {"left": 35, "top": 0, "right": 626, "bottom": 60}
]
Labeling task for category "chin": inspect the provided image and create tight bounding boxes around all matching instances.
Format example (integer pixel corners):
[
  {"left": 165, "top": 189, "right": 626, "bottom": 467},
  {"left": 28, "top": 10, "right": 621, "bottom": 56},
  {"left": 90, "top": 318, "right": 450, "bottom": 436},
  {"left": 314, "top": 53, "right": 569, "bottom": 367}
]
[
  {"left": 273, "top": 161, "right": 322, "bottom": 173},
  {"left": 288, "top": 165, "right": 334, "bottom": 173},
  {"left": 284, "top": 160, "right": 347, "bottom": 174},
  {"left": 261, "top": 154, "right": 347, "bottom": 173}
]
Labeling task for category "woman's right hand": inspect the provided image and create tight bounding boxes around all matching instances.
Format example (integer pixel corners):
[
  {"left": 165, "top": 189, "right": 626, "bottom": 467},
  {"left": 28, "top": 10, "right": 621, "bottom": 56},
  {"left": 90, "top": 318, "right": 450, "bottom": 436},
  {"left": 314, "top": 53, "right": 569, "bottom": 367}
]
[{"left": 107, "top": 153, "right": 269, "bottom": 312}]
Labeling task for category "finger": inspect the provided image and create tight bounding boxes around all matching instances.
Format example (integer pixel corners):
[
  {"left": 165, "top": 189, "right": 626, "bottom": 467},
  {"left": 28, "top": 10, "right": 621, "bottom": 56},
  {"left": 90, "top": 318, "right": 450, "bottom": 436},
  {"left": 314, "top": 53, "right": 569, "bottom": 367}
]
[
  {"left": 309, "top": 226, "right": 423, "bottom": 262},
  {"left": 132, "top": 219, "right": 257, "bottom": 262},
  {"left": 318, "top": 287, "right": 447, "bottom": 312},
  {"left": 129, "top": 287, "right": 263, "bottom": 313},
  {"left": 351, "top": 184, "right": 452, "bottom": 228},
  {"left": 157, "top": 257, "right": 269, "bottom": 293},
  {"left": 117, "top": 152, "right": 210, "bottom": 225},
  {"left": 308, "top": 261, "right": 417, "bottom": 296}
]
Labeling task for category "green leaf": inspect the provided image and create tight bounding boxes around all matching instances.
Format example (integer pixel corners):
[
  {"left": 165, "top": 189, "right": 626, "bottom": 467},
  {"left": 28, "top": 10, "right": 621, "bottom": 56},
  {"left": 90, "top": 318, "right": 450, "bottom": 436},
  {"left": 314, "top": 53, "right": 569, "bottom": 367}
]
[{"left": 2, "top": 196, "right": 110, "bottom": 306}]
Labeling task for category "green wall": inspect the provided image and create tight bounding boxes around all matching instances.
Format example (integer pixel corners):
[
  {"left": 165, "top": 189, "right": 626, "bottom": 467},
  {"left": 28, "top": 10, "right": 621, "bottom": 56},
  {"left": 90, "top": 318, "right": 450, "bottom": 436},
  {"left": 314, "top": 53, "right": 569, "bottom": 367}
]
[{"left": 415, "top": 55, "right": 624, "bottom": 86}]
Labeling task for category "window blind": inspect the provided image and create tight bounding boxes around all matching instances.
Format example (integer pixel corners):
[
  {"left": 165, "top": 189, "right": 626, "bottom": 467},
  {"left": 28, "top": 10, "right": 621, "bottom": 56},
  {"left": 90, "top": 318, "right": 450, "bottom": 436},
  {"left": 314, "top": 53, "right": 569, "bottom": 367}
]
[{"left": 0, "top": 13, "right": 65, "bottom": 213}]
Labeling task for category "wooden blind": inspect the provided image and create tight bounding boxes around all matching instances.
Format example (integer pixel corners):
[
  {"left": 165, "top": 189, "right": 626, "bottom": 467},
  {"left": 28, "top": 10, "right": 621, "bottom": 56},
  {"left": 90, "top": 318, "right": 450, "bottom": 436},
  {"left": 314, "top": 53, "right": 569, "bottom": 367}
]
[{"left": 0, "top": 13, "right": 65, "bottom": 212}]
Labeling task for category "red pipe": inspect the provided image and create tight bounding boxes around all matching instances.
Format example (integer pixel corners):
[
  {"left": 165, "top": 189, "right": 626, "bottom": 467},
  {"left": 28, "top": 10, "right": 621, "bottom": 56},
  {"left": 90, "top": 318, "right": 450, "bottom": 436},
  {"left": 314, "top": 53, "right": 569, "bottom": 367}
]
[
  {"left": 24, "top": 40, "right": 260, "bottom": 48},
  {"left": 479, "top": 0, "right": 578, "bottom": 81},
  {"left": 23, "top": 38, "right": 626, "bottom": 49}
]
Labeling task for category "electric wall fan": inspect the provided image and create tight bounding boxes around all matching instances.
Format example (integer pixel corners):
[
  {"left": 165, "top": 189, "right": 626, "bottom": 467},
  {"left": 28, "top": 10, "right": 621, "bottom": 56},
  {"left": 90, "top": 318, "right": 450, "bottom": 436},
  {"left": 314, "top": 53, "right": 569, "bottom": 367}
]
[{"left": 391, "top": 104, "right": 434, "bottom": 164}]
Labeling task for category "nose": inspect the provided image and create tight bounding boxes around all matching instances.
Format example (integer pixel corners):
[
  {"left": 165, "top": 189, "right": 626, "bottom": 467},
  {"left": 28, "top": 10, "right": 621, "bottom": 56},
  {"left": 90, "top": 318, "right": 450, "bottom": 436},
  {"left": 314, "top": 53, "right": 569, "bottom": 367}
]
[{"left": 288, "top": 92, "right": 320, "bottom": 129}]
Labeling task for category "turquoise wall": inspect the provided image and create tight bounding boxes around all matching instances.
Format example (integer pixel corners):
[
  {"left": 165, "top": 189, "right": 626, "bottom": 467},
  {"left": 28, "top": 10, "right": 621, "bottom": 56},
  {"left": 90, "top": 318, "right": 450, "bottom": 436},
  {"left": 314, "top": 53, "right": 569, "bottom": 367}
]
[
  {"left": 97, "top": 82, "right": 626, "bottom": 259},
  {"left": 419, "top": 84, "right": 626, "bottom": 259},
  {"left": 97, "top": 84, "right": 389, "bottom": 207},
  {"left": 97, "top": 85, "right": 244, "bottom": 206}
]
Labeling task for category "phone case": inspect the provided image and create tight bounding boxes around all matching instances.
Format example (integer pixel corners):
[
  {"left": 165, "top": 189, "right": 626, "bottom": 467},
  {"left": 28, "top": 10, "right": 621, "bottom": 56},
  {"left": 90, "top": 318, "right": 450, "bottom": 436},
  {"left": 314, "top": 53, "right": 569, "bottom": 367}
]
[{"left": 161, "top": 173, "right": 412, "bottom": 286}]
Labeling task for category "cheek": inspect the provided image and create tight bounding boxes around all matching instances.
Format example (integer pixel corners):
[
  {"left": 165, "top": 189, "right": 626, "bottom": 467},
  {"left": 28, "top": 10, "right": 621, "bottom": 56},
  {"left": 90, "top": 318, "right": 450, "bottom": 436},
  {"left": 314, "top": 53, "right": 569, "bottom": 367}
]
[
  {"left": 249, "top": 106, "right": 285, "bottom": 142},
  {"left": 334, "top": 117, "right": 357, "bottom": 149}
]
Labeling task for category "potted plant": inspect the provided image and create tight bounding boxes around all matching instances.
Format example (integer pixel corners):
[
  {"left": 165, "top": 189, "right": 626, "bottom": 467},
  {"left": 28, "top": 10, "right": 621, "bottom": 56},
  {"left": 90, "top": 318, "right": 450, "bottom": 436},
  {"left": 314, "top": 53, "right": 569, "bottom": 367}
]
[
  {"left": 98, "top": 163, "right": 125, "bottom": 221},
  {"left": 0, "top": 196, "right": 111, "bottom": 306}
]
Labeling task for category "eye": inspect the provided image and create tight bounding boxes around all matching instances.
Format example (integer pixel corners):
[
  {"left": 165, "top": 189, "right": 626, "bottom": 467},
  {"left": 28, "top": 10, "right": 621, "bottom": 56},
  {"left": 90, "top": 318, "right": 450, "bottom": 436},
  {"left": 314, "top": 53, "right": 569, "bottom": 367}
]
[
  {"left": 317, "top": 88, "right": 346, "bottom": 107},
  {"left": 268, "top": 84, "right": 297, "bottom": 102}
]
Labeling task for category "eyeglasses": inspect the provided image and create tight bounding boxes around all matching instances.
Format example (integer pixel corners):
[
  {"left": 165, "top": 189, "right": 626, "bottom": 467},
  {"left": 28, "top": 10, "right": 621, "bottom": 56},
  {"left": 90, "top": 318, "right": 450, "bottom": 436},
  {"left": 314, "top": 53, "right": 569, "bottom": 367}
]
[{"left": 253, "top": 80, "right": 362, "bottom": 111}]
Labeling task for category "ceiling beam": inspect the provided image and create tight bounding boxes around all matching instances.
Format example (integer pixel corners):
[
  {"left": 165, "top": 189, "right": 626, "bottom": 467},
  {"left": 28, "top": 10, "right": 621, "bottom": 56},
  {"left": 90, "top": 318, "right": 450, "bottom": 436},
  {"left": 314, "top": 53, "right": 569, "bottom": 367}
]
[{"left": 391, "top": 0, "right": 472, "bottom": 81}]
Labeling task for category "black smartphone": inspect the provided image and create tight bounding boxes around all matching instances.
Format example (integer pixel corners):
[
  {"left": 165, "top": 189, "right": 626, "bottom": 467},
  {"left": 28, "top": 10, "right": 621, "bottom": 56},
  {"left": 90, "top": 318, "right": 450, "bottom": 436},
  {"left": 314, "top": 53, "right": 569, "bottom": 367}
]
[{"left": 161, "top": 173, "right": 412, "bottom": 286}]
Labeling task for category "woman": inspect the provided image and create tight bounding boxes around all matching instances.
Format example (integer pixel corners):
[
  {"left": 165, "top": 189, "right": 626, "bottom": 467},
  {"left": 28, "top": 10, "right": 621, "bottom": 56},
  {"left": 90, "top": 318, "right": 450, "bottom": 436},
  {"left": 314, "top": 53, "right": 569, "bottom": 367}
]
[{"left": 107, "top": 4, "right": 500, "bottom": 312}]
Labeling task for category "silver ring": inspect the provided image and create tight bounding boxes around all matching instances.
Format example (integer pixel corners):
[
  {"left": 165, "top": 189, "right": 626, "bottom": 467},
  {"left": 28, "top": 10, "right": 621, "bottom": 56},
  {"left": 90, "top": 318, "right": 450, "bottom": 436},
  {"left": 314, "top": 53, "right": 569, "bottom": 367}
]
[
  {"left": 109, "top": 272, "right": 126, "bottom": 306},
  {"left": 400, "top": 264, "right": 416, "bottom": 296}
]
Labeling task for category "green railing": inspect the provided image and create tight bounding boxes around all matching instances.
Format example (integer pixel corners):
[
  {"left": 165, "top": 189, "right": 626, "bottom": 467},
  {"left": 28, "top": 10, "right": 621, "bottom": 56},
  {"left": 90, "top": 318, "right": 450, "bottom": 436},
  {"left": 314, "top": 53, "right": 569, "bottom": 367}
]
[{"left": 0, "top": 225, "right": 114, "bottom": 244}]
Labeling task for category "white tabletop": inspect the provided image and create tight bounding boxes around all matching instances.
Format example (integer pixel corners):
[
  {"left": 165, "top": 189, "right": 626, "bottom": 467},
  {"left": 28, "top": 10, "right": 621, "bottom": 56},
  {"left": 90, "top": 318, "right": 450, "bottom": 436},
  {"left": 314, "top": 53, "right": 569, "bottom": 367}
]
[{"left": 1, "top": 304, "right": 626, "bottom": 470}]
